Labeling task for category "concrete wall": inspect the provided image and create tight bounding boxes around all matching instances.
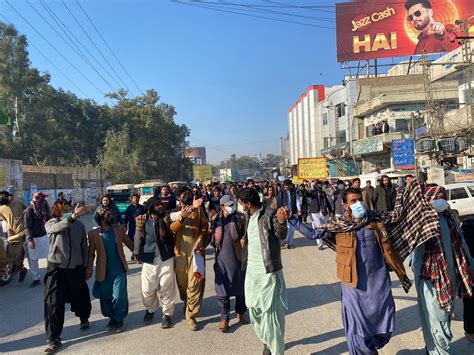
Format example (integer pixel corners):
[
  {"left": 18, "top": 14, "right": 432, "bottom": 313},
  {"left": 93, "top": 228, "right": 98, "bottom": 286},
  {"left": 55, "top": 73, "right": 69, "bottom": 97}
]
[{"left": 0, "top": 159, "right": 23, "bottom": 192}]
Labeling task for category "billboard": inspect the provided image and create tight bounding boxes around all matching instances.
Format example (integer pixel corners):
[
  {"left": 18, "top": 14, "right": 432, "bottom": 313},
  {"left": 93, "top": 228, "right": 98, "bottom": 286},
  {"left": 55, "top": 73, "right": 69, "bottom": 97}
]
[
  {"left": 193, "top": 165, "right": 213, "bottom": 181},
  {"left": 336, "top": 0, "right": 473, "bottom": 62},
  {"left": 298, "top": 158, "right": 328, "bottom": 180},
  {"left": 392, "top": 138, "right": 416, "bottom": 170}
]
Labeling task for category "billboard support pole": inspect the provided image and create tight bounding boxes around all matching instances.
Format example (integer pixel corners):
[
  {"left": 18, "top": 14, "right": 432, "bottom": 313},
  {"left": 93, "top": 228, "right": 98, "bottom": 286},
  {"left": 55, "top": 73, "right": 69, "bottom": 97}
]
[{"left": 374, "top": 59, "right": 378, "bottom": 77}]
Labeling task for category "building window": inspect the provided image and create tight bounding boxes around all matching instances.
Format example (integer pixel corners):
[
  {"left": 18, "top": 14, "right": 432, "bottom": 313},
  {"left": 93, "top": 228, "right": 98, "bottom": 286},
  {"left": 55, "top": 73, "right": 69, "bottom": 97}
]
[
  {"left": 336, "top": 103, "right": 346, "bottom": 118},
  {"left": 322, "top": 112, "right": 328, "bottom": 125},
  {"left": 323, "top": 137, "right": 329, "bottom": 149},
  {"left": 336, "top": 130, "right": 346, "bottom": 144},
  {"left": 395, "top": 119, "right": 409, "bottom": 133}
]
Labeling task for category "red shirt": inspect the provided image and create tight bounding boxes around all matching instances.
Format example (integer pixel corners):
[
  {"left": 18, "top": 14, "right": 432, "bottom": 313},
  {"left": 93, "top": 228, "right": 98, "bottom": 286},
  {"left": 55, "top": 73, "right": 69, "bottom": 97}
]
[{"left": 414, "top": 24, "right": 461, "bottom": 55}]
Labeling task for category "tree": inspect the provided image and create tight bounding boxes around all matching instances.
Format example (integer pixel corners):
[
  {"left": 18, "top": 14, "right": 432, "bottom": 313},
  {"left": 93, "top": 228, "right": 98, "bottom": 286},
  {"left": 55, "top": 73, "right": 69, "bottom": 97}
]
[{"left": 0, "top": 21, "right": 192, "bottom": 182}]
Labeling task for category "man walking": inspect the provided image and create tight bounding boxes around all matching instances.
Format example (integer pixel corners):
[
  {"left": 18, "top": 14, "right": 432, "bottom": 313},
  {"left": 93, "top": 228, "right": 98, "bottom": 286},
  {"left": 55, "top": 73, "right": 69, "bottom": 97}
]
[
  {"left": 211, "top": 195, "right": 247, "bottom": 333},
  {"left": 124, "top": 193, "right": 145, "bottom": 242},
  {"left": 24, "top": 192, "right": 51, "bottom": 287},
  {"left": 288, "top": 185, "right": 430, "bottom": 355},
  {"left": 171, "top": 186, "right": 208, "bottom": 331},
  {"left": 237, "top": 188, "right": 288, "bottom": 355},
  {"left": 280, "top": 180, "right": 300, "bottom": 249},
  {"left": 134, "top": 199, "right": 180, "bottom": 328},
  {"left": 0, "top": 190, "right": 27, "bottom": 283},
  {"left": 373, "top": 175, "right": 396, "bottom": 212},
  {"left": 307, "top": 181, "right": 333, "bottom": 251},
  {"left": 44, "top": 202, "right": 91, "bottom": 353},
  {"left": 412, "top": 187, "right": 473, "bottom": 354},
  {"left": 362, "top": 180, "right": 375, "bottom": 210}
]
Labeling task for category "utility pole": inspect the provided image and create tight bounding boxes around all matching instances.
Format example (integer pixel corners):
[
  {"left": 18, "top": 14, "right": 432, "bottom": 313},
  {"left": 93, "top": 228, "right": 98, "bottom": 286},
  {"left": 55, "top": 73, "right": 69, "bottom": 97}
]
[{"left": 456, "top": 19, "right": 473, "bottom": 129}]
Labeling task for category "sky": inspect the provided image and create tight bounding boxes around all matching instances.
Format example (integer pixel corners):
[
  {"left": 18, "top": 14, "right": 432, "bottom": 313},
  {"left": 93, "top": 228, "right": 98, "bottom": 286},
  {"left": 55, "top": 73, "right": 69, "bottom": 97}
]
[{"left": 0, "top": 0, "right": 345, "bottom": 164}]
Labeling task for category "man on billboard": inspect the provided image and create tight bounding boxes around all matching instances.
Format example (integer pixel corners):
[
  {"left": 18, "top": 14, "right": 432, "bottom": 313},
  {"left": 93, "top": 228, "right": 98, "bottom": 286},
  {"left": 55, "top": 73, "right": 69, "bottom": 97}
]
[{"left": 405, "top": 0, "right": 460, "bottom": 55}]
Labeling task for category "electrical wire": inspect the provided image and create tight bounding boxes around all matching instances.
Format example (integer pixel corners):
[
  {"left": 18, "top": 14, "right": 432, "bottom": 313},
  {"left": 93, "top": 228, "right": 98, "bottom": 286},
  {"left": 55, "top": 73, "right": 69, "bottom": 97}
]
[
  {"left": 173, "top": 1, "right": 335, "bottom": 29},
  {"left": 76, "top": 0, "right": 145, "bottom": 96},
  {"left": 61, "top": 0, "right": 136, "bottom": 96},
  {"left": 0, "top": 13, "right": 90, "bottom": 98},
  {"left": 5, "top": 0, "right": 107, "bottom": 96},
  {"left": 191, "top": 0, "right": 335, "bottom": 22},
  {"left": 36, "top": 0, "right": 118, "bottom": 93}
]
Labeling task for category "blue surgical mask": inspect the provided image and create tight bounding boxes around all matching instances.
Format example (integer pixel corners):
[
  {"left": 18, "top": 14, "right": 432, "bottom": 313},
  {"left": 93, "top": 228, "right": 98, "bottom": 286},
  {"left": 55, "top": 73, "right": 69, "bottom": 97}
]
[
  {"left": 63, "top": 213, "right": 72, "bottom": 219},
  {"left": 350, "top": 201, "right": 367, "bottom": 219}
]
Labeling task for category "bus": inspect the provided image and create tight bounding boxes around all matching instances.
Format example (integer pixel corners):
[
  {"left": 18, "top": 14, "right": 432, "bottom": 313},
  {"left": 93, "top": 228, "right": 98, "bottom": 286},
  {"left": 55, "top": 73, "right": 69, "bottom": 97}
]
[
  {"left": 106, "top": 184, "right": 134, "bottom": 219},
  {"left": 135, "top": 180, "right": 166, "bottom": 206}
]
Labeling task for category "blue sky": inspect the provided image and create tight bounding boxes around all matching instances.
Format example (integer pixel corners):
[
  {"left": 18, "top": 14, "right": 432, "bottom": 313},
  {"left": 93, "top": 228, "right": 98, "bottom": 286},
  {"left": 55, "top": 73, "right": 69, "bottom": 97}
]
[{"left": 1, "top": 0, "right": 343, "bottom": 164}]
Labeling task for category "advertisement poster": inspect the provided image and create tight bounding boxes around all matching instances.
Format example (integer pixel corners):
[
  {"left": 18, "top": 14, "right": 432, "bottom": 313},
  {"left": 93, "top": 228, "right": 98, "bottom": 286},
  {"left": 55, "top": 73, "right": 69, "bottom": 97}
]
[
  {"left": 298, "top": 158, "right": 328, "bottom": 180},
  {"left": 392, "top": 139, "right": 416, "bottom": 170},
  {"left": 193, "top": 165, "right": 213, "bottom": 181},
  {"left": 336, "top": 0, "right": 473, "bottom": 62}
]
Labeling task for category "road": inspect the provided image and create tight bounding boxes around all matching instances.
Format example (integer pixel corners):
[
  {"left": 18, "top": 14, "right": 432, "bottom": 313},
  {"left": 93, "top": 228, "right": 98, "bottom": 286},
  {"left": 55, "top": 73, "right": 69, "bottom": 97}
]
[{"left": 0, "top": 214, "right": 471, "bottom": 354}]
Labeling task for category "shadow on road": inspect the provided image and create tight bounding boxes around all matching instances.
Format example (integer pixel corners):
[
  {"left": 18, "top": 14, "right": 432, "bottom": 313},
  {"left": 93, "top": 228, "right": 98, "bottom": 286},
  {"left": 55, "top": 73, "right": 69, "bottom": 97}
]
[
  {"left": 285, "top": 328, "right": 347, "bottom": 353},
  {"left": 286, "top": 283, "right": 341, "bottom": 315}
]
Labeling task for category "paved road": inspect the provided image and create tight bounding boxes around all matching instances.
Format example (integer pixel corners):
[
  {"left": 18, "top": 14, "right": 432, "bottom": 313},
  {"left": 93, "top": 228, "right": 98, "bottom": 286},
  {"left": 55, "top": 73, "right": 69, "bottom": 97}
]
[{"left": 0, "top": 214, "right": 471, "bottom": 354}]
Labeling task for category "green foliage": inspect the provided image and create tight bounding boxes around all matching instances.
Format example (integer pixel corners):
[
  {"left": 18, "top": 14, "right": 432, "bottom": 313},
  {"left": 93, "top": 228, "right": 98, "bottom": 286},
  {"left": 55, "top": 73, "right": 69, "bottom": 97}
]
[{"left": 0, "top": 21, "right": 192, "bottom": 182}]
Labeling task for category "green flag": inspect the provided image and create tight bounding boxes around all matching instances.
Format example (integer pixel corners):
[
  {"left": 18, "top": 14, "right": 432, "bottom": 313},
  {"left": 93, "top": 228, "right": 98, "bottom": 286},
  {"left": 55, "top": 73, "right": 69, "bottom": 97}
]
[{"left": 0, "top": 101, "right": 10, "bottom": 125}]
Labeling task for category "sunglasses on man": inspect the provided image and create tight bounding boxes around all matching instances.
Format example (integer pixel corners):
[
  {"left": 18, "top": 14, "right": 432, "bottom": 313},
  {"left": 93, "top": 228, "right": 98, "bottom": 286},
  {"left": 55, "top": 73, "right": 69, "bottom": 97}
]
[{"left": 407, "top": 9, "right": 423, "bottom": 22}]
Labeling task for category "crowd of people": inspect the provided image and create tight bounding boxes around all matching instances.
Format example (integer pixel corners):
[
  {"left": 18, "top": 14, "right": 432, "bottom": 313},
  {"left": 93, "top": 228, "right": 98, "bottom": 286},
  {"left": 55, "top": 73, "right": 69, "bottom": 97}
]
[{"left": 0, "top": 175, "right": 473, "bottom": 354}]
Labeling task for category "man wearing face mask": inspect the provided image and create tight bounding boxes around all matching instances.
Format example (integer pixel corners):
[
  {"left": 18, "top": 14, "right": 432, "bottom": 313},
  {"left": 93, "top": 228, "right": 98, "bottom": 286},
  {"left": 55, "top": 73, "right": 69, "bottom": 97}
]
[
  {"left": 238, "top": 188, "right": 289, "bottom": 355},
  {"left": 211, "top": 195, "right": 247, "bottom": 333},
  {"left": 86, "top": 207, "right": 134, "bottom": 333},
  {"left": 411, "top": 186, "right": 473, "bottom": 354},
  {"left": 43, "top": 202, "right": 91, "bottom": 353},
  {"left": 288, "top": 188, "right": 410, "bottom": 355},
  {"left": 170, "top": 186, "right": 209, "bottom": 331},
  {"left": 134, "top": 199, "right": 180, "bottom": 328}
]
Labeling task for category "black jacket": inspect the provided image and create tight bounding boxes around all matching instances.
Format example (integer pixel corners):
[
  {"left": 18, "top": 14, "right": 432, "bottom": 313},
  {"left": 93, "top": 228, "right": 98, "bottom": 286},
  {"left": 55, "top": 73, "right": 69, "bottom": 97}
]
[
  {"left": 280, "top": 189, "right": 298, "bottom": 214},
  {"left": 307, "top": 189, "right": 333, "bottom": 215},
  {"left": 134, "top": 214, "right": 175, "bottom": 264},
  {"left": 24, "top": 206, "right": 50, "bottom": 240},
  {"left": 241, "top": 207, "right": 288, "bottom": 273}
]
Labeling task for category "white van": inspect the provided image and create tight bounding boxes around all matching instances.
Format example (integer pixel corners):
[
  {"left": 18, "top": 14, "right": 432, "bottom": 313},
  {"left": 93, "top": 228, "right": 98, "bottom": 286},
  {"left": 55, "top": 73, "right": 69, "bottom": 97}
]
[{"left": 442, "top": 183, "right": 474, "bottom": 218}]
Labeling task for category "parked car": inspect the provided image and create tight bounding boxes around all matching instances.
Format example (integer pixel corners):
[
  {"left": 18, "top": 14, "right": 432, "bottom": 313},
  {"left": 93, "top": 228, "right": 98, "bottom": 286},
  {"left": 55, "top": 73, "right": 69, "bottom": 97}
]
[{"left": 442, "top": 183, "right": 474, "bottom": 218}]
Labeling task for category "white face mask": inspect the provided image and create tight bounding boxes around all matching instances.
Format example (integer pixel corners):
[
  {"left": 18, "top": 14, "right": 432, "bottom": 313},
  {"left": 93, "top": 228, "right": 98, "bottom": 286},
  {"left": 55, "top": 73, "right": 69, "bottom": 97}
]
[
  {"left": 431, "top": 199, "right": 449, "bottom": 213},
  {"left": 224, "top": 206, "right": 236, "bottom": 215},
  {"left": 337, "top": 184, "right": 345, "bottom": 190}
]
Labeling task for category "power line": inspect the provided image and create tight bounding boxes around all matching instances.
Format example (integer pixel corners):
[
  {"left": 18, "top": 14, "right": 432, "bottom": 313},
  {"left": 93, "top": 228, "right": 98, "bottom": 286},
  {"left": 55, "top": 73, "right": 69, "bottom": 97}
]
[
  {"left": 189, "top": 1, "right": 335, "bottom": 22},
  {"left": 36, "top": 0, "right": 118, "bottom": 93},
  {"left": 173, "top": 1, "right": 334, "bottom": 29},
  {"left": 61, "top": 0, "right": 136, "bottom": 96},
  {"left": 5, "top": 0, "right": 107, "bottom": 96},
  {"left": 0, "top": 13, "right": 90, "bottom": 98},
  {"left": 264, "top": 1, "right": 335, "bottom": 14},
  {"left": 76, "top": 0, "right": 145, "bottom": 96}
]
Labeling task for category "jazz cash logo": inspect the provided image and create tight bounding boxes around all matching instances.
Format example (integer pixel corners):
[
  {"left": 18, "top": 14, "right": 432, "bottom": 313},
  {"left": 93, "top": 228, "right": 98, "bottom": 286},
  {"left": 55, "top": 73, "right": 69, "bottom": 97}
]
[{"left": 351, "top": 7, "right": 397, "bottom": 53}]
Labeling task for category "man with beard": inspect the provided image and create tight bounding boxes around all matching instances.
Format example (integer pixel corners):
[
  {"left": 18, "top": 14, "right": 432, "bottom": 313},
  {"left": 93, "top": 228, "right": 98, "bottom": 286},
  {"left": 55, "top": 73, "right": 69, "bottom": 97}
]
[
  {"left": 307, "top": 180, "right": 333, "bottom": 251},
  {"left": 170, "top": 186, "right": 209, "bottom": 331},
  {"left": 135, "top": 199, "right": 180, "bottom": 328},
  {"left": 373, "top": 175, "right": 396, "bottom": 212},
  {"left": 24, "top": 192, "right": 51, "bottom": 287},
  {"left": 93, "top": 194, "right": 123, "bottom": 225},
  {"left": 405, "top": 0, "right": 460, "bottom": 55},
  {"left": 237, "top": 188, "right": 288, "bottom": 355},
  {"left": 86, "top": 207, "right": 134, "bottom": 333}
]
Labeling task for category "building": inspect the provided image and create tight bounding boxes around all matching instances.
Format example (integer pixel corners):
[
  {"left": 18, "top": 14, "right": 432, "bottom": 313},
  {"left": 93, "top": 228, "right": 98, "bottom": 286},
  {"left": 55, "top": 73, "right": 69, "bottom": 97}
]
[
  {"left": 352, "top": 74, "right": 459, "bottom": 174},
  {"left": 185, "top": 147, "right": 207, "bottom": 165},
  {"left": 287, "top": 46, "right": 472, "bottom": 178},
  {"left": 319, "top": 79, "right": 360, "bottom": 177},
  {"left": 287, "top": 85, "right": 325, "bottom": 166}
]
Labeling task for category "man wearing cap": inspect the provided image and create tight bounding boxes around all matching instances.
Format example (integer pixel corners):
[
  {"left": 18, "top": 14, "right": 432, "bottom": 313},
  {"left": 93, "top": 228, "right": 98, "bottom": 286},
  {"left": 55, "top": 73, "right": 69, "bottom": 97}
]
[
  {"left": 210, "top": 195, "right": 247, "bottom": 333},
  {"left": 24, "top": 192, "right": 51, "bottom": 287},
  {"left": 0, "top": 190, "right": 27, "bottom": 283}
]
